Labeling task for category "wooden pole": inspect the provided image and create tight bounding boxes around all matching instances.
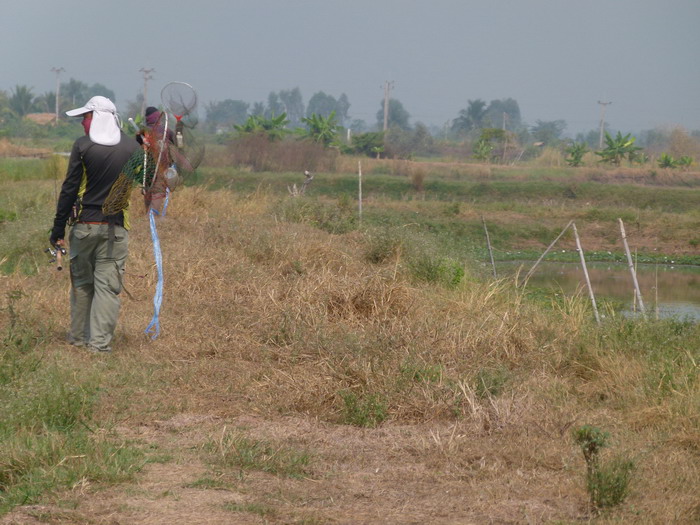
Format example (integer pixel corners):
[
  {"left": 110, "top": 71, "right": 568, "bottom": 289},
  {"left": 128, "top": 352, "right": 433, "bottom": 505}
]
[
  {"left": 655, "top": 263, "right": 659, "bottom": 320},
  {"left": 520, "top": 220, "right": 573, "bottom": 287},
  {"left": 598, "top": 100, "right": 612, "bottom": 149},
  {"left": 482, "top": 217, "right": 497, "bottom": 278},
  {"left": 501, "top": 112, "right": 508, "bottom": 164},
  {"left": 358, "top": 161, "right": 363, "bottom": 227},
  {"left": 572, "top": 222, "right": 601, "bottom": 325},
  {"left": 618, "top": 218, "right": 646, "bottom": 317}
]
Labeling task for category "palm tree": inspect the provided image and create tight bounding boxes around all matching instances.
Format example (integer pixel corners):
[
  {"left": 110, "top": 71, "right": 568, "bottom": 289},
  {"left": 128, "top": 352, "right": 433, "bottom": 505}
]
[
  {"left": 34, "top": 91, "right": 56, "bottom": 114},
  {"left": 9, "top": 85, "right": 35, "bottom": 117},
  {"left": 61, "top": 78, "right": 88, "bottom": 107},
  {"left": 452, "top": 99, "right": 487, "bottom": 135}
]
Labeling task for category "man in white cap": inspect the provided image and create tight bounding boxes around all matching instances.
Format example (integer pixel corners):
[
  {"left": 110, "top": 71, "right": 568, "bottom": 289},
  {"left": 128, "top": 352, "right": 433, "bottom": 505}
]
[{"left": 50, "top": 96, "right": 139, "bottom": 353}]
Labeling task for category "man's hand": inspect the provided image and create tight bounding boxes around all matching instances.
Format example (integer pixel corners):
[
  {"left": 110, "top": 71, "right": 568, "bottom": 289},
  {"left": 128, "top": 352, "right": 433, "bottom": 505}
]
[
  {"left": 49, "top": 225, "right": 65, "bottom": 248},
  {"left": 47, "top": 239, "right": 66, "bottom": 271}
]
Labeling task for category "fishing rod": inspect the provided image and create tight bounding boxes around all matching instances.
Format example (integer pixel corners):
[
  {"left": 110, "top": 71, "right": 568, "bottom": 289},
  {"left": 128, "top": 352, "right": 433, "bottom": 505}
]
[{"left": 45, "top": 242, "right": 66, "bottom": 271}]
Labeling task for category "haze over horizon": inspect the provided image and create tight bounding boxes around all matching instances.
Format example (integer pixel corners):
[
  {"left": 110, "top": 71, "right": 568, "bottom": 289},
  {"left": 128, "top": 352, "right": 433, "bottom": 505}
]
[{"left": 2, "top": 0, "right": 699, "bottom": 136}]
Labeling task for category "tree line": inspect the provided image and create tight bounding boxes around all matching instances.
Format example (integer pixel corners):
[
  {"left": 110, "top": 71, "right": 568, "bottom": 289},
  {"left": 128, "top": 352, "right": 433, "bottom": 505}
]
[{"left": 1, "top": 79, "right": 698, "bottom": 165}]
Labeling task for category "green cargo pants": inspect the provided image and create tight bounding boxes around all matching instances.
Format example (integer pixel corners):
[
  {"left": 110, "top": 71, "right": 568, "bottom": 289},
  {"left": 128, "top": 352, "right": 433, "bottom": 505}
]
[{"left": 68, "top": 223, "right": 128, "bottom": 352}]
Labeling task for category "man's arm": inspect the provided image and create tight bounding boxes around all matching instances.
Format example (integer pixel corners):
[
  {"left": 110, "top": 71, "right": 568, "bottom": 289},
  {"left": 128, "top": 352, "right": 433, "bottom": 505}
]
[{"left": 50, "top": 141, "right": 84, "bottom": 244}]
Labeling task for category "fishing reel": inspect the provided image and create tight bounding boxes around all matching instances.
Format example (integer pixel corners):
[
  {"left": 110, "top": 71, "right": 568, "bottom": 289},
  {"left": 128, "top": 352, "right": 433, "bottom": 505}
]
[{"left": 46, "top": 243, "right": 67, "bottom": 271}]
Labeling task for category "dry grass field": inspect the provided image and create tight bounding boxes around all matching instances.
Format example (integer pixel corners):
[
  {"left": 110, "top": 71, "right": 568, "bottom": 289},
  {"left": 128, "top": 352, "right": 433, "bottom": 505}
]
[{"left": 1, "top": 182, "right": 698, "bottom": 524}]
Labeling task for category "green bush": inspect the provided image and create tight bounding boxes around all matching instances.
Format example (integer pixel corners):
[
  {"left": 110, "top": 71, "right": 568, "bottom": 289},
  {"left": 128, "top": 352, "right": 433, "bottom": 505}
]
[
  {"left": 586, "top": 457, "right": 635, "bottom": 510},
  {"left": 407, "top": 253, "right": 464, "bottom": 288},
  {"left": 573, "top": 425, "right": 635, "bottom": 512}
]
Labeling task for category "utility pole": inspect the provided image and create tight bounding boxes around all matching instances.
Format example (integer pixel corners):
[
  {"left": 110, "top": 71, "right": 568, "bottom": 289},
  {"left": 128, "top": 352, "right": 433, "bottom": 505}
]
[
  {"left": 502, "top": 112, "right": 508, "bottom": 163},
  {"left": 381, "top": 80, "right": 394, "bottom": 132},
  {"left": 597, "top": 100, "right": 612, "bottom": 148},
  {"left": 50, "top": 67, "right": 65, "bottom": 123},
  {"left": 139, "top": 67, "right": 155, "bottom": 117}
]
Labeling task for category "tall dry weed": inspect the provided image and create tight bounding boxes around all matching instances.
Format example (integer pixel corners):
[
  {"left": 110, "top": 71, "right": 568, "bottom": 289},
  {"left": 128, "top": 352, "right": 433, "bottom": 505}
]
[{"left": 533, "top": 147, "right": 565, "bottom": 167}]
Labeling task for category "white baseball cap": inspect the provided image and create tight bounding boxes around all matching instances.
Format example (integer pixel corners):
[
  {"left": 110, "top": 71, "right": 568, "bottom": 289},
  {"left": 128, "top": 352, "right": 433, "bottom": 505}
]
[{"left": 66, "top": 96, "right": 121, "bottom": 146}]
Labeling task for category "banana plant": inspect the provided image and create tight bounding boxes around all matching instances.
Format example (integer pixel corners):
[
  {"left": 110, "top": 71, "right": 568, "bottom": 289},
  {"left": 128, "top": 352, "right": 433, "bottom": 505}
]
[
  {"left": 565, "top": 142, "right": 588, "bottom": 167},
  {"left": 677, "top": 156, "right": 694, "bottom": 170},
  {"left": 595, "top": 131, "right": 643, "bottom": 166},
  {"left": 299, "top": 110, "right": 341, "bottom": 147},
  {"left": 657, "top": 153, "right": 677, "bottom": 168},
  {"left": 472, "top": 138, "right": 494, "bottom": 161},
  {"left": 234, "top": 113, "right": 289, "bottom": 141}
]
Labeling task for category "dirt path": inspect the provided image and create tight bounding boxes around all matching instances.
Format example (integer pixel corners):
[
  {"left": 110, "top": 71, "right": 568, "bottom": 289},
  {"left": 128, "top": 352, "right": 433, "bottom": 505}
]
[{"left": 2, "top": 411, "right": 587, "bottom": 524}]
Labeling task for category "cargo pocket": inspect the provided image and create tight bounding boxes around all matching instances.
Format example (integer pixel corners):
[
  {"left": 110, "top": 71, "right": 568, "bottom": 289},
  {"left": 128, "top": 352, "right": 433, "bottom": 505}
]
[
  {"left": 69, "top": 226, "right": 93, "bottom": 287},
  {"left": 107, "top": 261, "right": 124, "bottom": 295}
]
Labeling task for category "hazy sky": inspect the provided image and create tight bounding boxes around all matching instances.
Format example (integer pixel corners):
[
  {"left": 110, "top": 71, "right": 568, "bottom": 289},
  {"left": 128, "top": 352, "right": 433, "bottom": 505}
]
[{"left": 3, "top": 0, "right": 699, "bottom": 134}]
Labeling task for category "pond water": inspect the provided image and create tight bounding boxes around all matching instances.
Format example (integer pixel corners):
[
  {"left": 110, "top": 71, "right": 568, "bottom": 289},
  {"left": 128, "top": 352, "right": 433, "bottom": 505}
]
[{"left": 495, "top": 260, "right": 700, "bottom": 321}]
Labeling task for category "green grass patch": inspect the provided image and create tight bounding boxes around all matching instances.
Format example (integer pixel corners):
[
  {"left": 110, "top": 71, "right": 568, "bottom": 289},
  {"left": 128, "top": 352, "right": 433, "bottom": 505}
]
[
  {"left": 0, "top": 305, "right": 144, "bottom": 515},
  {"left": 399, "top": 360, "right": 443, "bottom": 384},
  {"left": 474, "top": 366, "right": 511, "bottom": 398},
  {"left": 338, "top": 390, "right": 388, "bottom": 428},
  {"left": 204, "top": 431, "right": 311, "bottom": 479},
  {"left": 224, "top": 501, "right": 277, "bottom": 518},
  {"left": 185, "top": 476, "right": 233, "bottom": 490},
  {"left": 0, "top": 158, "right": 49, "bottom": 182},
  {"left": 274, "top": 195, "right": 357, "bottom": 234}
]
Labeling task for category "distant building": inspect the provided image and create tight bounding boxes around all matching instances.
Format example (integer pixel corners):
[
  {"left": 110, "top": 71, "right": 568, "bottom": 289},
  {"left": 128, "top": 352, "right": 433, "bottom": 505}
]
[{"left": 25, "top": 113, "right": 56, "bottom": 125}]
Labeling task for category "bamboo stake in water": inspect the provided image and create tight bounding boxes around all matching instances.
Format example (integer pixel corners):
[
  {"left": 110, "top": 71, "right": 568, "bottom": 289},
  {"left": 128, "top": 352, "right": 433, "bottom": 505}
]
[
  {"left": 520, "top": 220, "right": 573, "bottom": 287},
  {"left": 358, "top": 161, "right": 363, "bottom": 227},
  {"left": 572, "top": 222, "right": 601, "bottom": 325},
  {"left": 655, "top": 263, "right": 659, "bottom": 320},
  {"left": 618, "top": 218, "right": 646, "bottom": 317},
  {"left": 482, "top": 217, "right": 497, "bottom": 279}
]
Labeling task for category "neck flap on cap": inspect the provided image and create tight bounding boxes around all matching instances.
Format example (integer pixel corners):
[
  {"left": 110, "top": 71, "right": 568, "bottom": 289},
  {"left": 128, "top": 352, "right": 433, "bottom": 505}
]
[
  {"left": 89, "top": 107, "right": 121, "bottom": 146},
  {"left": 67, "top": 96, "right": 121, "bottom": 146}
]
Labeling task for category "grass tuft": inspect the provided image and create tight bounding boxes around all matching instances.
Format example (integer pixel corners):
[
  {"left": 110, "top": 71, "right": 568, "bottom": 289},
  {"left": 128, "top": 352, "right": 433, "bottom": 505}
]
[{"left": 204, "top": 429, "right": 311, "bottom": 479}]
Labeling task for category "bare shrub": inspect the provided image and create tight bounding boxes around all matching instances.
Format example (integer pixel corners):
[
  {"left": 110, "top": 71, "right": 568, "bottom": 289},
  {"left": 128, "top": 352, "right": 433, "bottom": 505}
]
[
  {"left": 0, "top": 138, "right": 51, "bottom": 158},
  {"left": 668, "top": 127, "right": 700, "bottom": 159},
  {"left": 411, "top": 164, "right": 426, "bottom": 192},
  {"left": 228, "top": 133, "right": 272, "bottom": 171},
  {"left": 228, "top": 134, "right": 338, "bottom": 172},
  {"left": 532, "top": 146, "right": 565, "bottom": 167}
]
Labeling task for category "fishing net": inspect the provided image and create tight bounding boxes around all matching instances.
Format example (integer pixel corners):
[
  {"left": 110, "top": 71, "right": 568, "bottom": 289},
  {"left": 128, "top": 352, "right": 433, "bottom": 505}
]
[
  {"left": 102, "top": 147, "right": 156, "bottom": 216},
  {"left": 160, "top": 82, "right": 205, "bottom": 177},
  {"left": 103, "top": 82, "right": 205, "bottom": 216},
  {"left": 161, "top": 81, "right": 197, "bottom": 119},
  {"left": 168, "top": 126, "right": 205, "bottom": 176}
]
